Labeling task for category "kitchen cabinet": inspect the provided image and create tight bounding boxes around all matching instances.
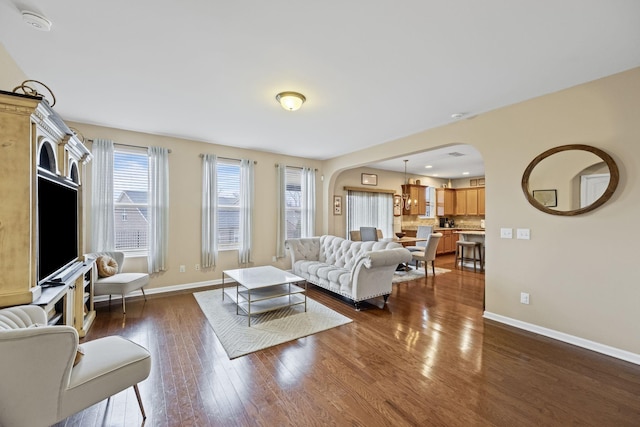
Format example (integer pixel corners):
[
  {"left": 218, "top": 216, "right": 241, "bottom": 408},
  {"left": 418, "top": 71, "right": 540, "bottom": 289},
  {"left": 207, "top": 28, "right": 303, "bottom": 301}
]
[
  {"left": 402, "top": 184, "right": 426, "bottom": 216},
  {"left": 455, "top": 190, "right": 467, "bottom": 215},
  {"left": 466, "top": 188, "right": 479, "bottom": 215},
  {"left": 436, "top": 188, "right": 455, "bottom": 217},
  {"left": 436, "top": 229, "right": 458, "bottom": 254},
  {"left": 478, "top": 187, "right": 485, "bottom": 215},
  {"left": 453, "top": 187, "right": 483, "bottom": 216}
]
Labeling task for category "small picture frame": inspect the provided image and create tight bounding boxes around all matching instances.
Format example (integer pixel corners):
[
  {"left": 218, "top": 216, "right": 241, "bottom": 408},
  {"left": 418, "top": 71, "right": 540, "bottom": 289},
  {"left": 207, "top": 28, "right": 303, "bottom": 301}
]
[
  {"left": 533, "top": 189, "right": 557, "bottom": 207},
  {"left": 333, "top": 195, "right": 342, "bottom": 215},
  {"left": 478, "top": 178, "right": 485, "bottom": 186},
  {"left": 470, "top": 179, "right": 478, "bottom": 187},
  {"left": 361, "top": 173, "right": 377, "bottom": 186}
]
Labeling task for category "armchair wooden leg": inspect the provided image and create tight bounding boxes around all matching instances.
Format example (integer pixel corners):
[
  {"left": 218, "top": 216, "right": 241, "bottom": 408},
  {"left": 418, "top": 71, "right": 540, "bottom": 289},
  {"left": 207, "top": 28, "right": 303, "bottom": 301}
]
[
  {"left": 133, "top": 384, "right": 146, "bottom": 420},
  {"left": 141, "top": 287, "right": 147, "bottom": 301}
]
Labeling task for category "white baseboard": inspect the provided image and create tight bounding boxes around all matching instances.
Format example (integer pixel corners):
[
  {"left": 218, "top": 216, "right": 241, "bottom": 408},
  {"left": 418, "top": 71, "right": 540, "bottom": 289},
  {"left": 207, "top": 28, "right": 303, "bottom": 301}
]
[
  {"left": 93, "top": 278, "right": 224, "bottom": 303},
  {"left": 483, "top": 311, "right": 640, "bottom": 365}
]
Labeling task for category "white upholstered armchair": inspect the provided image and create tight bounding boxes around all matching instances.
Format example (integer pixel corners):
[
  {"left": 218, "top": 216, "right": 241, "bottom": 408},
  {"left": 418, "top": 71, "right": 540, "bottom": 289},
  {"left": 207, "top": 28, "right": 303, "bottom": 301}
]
[
  {"left": 85, "top": 251, "right": 149, "bottom": 313},
  {"left": 0, "top": 305, "right": 151, "bottom": 427}
]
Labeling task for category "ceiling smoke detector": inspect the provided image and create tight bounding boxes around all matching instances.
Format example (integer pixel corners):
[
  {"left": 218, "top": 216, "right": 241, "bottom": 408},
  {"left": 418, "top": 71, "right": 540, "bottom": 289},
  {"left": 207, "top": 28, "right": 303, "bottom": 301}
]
[{"left": 22, "top": 11, "right": 52, "bottom": 31}]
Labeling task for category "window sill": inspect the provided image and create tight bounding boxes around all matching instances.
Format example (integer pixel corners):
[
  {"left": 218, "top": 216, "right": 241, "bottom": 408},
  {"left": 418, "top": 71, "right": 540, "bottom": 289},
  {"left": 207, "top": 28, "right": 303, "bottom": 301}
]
[{"left": 121, "top": 250, "right": 148, "bottom": 259}]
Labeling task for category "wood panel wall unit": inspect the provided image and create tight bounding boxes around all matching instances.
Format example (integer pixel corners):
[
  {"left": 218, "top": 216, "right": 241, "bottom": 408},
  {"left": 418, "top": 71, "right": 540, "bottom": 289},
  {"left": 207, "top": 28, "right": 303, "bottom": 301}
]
[{"left": 0, "top": 90, "right": 92, "bottom": 311}]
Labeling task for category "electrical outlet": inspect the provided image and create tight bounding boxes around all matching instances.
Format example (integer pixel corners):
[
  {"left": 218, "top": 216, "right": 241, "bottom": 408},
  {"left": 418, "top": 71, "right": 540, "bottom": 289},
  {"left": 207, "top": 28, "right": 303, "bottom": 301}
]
[
  {"left": 520, "top": 292, "right": 530, "bottom": 304},
  {"left": 517, "top": 228, "right": 531, "bottom": 240},
  {"left": 500, "top": 228, "right": 513, "bottom": 239},
  {"left": 195, "top": 264, "right": 200, "bottom": 271},
  {"left": 179, "top": 265, "right": 186, "bottom": 273},
  {"left": 272, "top": 256, "right": 277, "bottom": 262}
]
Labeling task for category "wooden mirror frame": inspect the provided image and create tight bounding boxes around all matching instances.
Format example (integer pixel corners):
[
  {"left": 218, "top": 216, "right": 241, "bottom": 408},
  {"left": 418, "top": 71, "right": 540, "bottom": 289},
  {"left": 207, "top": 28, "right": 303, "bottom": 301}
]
[{"left": 521, "top": 144, "right": 619, "bottom": 216}]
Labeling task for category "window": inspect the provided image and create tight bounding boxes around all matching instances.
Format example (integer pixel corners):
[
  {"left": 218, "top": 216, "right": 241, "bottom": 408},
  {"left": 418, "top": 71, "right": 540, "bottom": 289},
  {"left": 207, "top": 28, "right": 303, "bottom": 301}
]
[
  {"left": 346, "top": 190, "right": 393, "bottom": 238},
  {"left": 285, "top": 167, "right": 302, "bottom": 239},
  {"left": 217, "top": 158, "right": 241, "bottom": 249},
  {"left": 113, "top": 147, "right": 149, "bottom": 252}
]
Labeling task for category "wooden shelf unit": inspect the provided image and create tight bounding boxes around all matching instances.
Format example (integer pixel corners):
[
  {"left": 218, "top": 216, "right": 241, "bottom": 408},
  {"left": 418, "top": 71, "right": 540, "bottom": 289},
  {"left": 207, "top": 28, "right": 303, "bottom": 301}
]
[{"left": 0, "top": 90, "right": 94, "bottom": 335}]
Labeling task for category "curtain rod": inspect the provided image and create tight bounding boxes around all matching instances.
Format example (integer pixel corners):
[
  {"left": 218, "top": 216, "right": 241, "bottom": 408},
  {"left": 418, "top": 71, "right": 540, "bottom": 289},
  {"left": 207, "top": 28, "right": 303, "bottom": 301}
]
[
  {"left": 87, "top": 139, "right": 172, "bottom": 153},
  {"left": 199, "top": 154, "right": 257, "bottom": 164},
  {"left": 274, "top": 164, "right": 318, "bottom": 171}
]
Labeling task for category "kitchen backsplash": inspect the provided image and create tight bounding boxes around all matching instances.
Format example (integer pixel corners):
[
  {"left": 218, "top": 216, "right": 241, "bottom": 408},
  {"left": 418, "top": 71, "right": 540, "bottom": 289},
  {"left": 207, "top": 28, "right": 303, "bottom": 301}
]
[{"left": 400, "top": 215, "right": 485, "bottom": 230}]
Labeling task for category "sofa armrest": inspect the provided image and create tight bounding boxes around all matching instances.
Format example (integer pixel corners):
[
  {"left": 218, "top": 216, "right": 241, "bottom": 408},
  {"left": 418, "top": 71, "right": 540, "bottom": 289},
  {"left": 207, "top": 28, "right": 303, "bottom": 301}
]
[{"left": 361, "top": 247, "right": 412, "bottom": 268}]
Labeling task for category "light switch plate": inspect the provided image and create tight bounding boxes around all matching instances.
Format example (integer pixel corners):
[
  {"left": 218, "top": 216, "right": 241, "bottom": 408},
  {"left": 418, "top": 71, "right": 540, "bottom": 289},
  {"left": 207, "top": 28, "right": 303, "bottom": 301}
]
[
  {"left": 500, "top": 228, "right": 513, "bottom": 239},
  {"left": 517, "top": 228, "right": 531, "bottom": 240}
]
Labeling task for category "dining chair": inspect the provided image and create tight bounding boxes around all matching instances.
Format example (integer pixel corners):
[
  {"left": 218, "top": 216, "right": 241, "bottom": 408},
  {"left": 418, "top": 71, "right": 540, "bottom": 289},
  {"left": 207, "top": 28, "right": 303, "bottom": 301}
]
[
  {"left": 359, "top": 227, "right": 379, "bottom": 242},
  {"left": 411, "top": 233, "right": 442, "bottom": 275},
  {"left": 405, "top": 225, "right": 433, "bottom": 252}
]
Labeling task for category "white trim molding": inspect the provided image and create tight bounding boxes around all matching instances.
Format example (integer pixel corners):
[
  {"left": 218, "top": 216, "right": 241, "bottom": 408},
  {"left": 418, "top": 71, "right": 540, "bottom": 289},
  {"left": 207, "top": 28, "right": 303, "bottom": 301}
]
[
  {"left": 93, "top": 278, "right": 226, "bottom": 303},
  {"left": 483, "top": 311, "right": 640, "bottom": 366}
]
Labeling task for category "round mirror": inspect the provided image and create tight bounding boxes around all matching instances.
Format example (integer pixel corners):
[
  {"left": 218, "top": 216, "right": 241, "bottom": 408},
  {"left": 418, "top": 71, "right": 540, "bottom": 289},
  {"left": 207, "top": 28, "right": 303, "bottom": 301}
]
[{"left": 521, "top": 144, "right": 619, "bottom": 216}]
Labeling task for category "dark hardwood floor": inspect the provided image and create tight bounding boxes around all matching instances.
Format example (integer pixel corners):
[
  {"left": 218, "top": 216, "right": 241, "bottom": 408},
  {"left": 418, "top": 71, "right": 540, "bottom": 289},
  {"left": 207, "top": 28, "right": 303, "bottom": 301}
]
[{"left": 55, "top": 254, "right": 640, "bottom": 426}]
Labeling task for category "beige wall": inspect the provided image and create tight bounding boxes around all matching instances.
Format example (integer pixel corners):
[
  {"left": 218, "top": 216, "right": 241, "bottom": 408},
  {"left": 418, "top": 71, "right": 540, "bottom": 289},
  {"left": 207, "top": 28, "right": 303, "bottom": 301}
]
[
  {"left": 70, "top": 123, "right": 324, "bottom": 289},
  {"left": 0, "top": 42, "right": 27, "bottom": 86},
  {"left": 323, "top": 67, "right": 640, "bottom": 356},
  {"left": 2, "top": 43, "right": 638, "bottom": 358}
]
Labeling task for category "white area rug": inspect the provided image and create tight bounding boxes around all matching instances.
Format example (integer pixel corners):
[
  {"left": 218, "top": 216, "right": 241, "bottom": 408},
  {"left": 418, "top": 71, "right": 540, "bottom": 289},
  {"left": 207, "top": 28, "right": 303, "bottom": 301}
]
[
  {"left": 392, "top": 266, "right": 451, "bottom": 283},
  {"left": 194, "top": 289, "right": 352, "bottom": 359}
]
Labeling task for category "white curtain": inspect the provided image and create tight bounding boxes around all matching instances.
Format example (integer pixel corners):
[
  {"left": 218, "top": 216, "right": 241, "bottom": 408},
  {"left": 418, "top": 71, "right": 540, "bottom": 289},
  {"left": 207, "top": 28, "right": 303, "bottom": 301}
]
[
  {"left": 91, "top": 139, "right": 114, "bottom": 251},
  {"left": 147, "top": 147, "right": 169, "bottom": 273},
  {"left": 346, "top": 190, "right": 393, "bottom": 238},
  {"left": 238, "top": 159, "right": 254, "bottom": 264},
  {"left": 275, "top": 164, "right": 286, "bottom": 258},
  {"left": 201, "top": 154, "right": 218, "bottom": 268},
  {"left": 301, "top": 167, "right": 316, "bottom": 237}
]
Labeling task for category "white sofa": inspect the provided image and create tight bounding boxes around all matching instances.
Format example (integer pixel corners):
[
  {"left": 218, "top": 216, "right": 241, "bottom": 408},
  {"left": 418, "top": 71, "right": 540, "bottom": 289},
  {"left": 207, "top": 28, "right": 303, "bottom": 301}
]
[{"left": 285, "top": 235, "right": 412, "bottom": 309}]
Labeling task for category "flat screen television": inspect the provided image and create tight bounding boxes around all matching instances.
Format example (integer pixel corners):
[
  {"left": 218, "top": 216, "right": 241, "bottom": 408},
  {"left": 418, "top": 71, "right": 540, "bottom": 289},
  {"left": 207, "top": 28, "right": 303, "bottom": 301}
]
[{"left": 37, "top": 173, "right": 79, "bottom": 283}]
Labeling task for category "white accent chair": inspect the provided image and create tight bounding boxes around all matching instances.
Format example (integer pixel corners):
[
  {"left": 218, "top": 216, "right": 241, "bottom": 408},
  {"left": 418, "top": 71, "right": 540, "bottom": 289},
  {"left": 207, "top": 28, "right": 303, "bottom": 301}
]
[
  {"left": 0, "top": 305, "right": 151, "bottom": 427},
  {"left": 411, "top": 233, "right": 442, "bottom": 276},
  {"left": 85, "top": 251, "right": 148, "bottom": 313}
]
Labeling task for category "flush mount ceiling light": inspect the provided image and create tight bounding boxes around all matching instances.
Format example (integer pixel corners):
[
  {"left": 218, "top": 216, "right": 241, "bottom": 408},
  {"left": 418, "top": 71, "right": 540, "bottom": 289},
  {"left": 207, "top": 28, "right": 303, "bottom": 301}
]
[
  {"left": 22, "top": 11, "right": 52, "bottom": 31},
  {"left": 276, "top": 91, "right": 306, "bottom": 111}
]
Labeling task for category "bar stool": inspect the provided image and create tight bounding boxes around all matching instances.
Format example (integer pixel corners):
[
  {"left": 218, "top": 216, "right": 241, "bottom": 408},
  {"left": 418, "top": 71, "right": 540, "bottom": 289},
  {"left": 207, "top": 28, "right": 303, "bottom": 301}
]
[{"left": 455, "top": 240, "right": 482, "bottom": 272}]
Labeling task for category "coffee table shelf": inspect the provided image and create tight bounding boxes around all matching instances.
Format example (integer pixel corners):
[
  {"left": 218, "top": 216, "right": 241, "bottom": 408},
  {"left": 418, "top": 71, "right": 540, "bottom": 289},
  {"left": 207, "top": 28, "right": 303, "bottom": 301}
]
[
  {"left": 223, "top": 287, "right": 306, "bottom": 315},
  {"left": 222, "top": 266, "right": 306, "bottom": 326}
]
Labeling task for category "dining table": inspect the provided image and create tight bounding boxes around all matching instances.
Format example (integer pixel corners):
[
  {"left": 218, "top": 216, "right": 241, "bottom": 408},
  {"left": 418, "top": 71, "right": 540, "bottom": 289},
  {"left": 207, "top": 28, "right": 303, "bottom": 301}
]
[{"left": 382, "top": 236, "right": 428, "bottom": 270}]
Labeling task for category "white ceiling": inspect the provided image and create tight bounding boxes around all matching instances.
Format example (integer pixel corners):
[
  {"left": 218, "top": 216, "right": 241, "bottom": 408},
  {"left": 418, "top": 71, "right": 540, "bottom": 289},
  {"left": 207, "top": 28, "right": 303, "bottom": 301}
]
[
  {"left": 1, "top": 1, "right": 639, "bottom": 175},
  {"left": 367, "top": 144, "right": 484, "bottom": 179}
]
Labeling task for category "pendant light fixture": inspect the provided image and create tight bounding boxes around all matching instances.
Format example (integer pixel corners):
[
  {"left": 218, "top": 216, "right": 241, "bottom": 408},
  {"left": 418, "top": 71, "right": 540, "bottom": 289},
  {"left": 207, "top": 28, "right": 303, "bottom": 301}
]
[
  {"left": 402, "top": 160, "right": 411, "bottom": 211},
  {"left": 276, "top": 91, "right": 306, "bottom": 111}
]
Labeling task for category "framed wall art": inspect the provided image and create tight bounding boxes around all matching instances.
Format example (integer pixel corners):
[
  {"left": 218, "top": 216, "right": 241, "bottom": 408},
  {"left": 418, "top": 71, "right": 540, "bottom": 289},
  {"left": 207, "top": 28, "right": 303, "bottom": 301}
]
[
  {"left": 333, "top": 195, "right": 342, "bottom": 215},
  {"left": 361, "top": 173, "right": 377, "bottom": 186},
  {"left": 532, "top": 189, "right": 557, "bottom": 207}
]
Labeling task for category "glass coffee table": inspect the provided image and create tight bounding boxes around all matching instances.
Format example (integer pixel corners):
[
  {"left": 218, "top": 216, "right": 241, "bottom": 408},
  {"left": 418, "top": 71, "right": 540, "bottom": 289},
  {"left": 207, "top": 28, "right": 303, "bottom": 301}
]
[{"left": 222, "top": 266, "right": 306, "bottom": 326}]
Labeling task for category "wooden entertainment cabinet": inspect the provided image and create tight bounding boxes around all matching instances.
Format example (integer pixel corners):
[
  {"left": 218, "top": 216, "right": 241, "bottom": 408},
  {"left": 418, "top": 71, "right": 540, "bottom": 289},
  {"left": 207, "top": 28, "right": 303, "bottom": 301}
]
[{"left": 0, "top": 90, "right": 94, "bottom": 335}]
